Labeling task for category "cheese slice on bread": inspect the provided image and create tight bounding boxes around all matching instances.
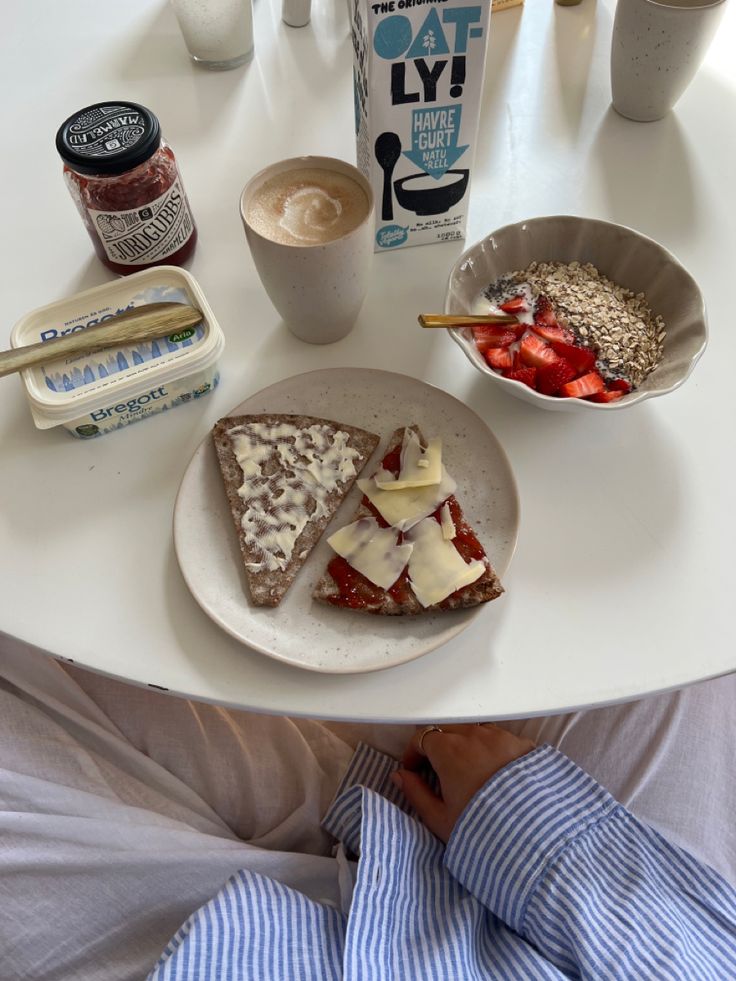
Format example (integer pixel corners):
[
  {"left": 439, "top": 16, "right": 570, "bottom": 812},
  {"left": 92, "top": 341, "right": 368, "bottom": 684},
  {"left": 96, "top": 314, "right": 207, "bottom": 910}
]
[
  {"left": 312, "top": 426, "right": 503, "bottom": 615},
  {"left": 212, "top": 414, "right": 379, "bottom": 607}
]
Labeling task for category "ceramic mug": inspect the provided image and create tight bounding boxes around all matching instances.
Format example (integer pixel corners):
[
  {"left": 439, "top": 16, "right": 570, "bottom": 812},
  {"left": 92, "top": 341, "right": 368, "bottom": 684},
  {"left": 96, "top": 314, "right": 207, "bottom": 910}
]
[
  {"left": 240, "top": 156, "right": 374, "bottom": 344},
  {"left": 610, "top": 0, "right": 727, "bottom": 122}
]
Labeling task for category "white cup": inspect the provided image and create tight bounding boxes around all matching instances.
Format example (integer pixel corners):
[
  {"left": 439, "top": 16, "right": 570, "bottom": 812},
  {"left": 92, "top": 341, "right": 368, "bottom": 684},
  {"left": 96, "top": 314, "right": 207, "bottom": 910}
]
[
  {"left": 240, "top": 156, "right": 375, "bottom": 345},
  {"left": 611, "top": 0, "right": 727, "bottom": 122}
]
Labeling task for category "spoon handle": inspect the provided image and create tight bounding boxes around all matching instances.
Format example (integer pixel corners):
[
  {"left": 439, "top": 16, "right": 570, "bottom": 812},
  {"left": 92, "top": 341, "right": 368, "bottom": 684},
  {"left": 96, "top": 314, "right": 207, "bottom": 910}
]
[
  {"left": 0, "top": 303, "right": 204, "bottom": 379},
  {"left": 418, "top": 313, "right": 519, "bottom": 328},
  {"left": 382, "top": 173, "right": 393, "bottom": 222}
]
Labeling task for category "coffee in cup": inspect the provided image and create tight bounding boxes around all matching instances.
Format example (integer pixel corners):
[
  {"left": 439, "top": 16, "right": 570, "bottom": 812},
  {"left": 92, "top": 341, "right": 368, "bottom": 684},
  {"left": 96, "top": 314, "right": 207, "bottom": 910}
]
[
  {"left": 245, "top": 167, "right": 370, "bottom": 247},
  {"left": 240, "top": 157, "right": 374, "bottom": 344}
]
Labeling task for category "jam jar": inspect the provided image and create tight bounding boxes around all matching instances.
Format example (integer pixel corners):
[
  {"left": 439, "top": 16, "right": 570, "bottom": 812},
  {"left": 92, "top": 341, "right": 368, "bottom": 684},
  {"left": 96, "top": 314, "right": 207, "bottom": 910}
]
[{"left": 55, "top": 102, "right": 197, "bottom": 275}]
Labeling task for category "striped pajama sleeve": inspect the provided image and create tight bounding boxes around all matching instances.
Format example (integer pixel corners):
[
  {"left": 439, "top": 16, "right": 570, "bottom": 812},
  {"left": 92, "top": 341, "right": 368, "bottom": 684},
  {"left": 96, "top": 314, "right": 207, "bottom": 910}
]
[{"left": 444, "top": 745, "right": 736, "bottom": 979}]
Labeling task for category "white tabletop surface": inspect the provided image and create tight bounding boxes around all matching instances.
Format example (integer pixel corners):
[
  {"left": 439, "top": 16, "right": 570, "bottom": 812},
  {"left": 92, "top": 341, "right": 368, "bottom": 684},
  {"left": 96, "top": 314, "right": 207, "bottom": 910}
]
[{"left": 1, "top": 0, "right": 735, "bottom": 723}]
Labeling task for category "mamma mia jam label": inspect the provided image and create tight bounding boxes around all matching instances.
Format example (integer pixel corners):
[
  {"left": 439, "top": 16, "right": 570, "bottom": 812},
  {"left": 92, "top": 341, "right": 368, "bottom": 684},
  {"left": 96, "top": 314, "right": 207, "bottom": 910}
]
[
  {"left": 87, "top": 178, "right": 195, "bottom": 265},
  {"left": 350, "top": 1, "right": 491, "bottom": 251}
]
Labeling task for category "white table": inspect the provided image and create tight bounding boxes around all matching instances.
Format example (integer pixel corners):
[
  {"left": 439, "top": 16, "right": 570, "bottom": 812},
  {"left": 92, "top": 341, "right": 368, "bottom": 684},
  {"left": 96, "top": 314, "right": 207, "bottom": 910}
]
[{"left": 1, "top": 0, "right": 735, "bottom": 722}]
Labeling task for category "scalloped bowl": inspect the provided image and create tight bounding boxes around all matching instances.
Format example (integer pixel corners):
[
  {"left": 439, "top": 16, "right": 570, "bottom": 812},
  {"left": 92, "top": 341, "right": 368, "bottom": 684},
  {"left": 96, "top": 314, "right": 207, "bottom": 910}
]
[{"left": 445, "top": 216, "right": 708, "bottom": 411}]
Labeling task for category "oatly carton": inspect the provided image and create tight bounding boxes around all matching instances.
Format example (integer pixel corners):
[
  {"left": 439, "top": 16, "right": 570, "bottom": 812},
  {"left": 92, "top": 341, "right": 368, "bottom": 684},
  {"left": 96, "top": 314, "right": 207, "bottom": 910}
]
[{"left": 350, "top": 0, "right": 491, "bottom": 251}]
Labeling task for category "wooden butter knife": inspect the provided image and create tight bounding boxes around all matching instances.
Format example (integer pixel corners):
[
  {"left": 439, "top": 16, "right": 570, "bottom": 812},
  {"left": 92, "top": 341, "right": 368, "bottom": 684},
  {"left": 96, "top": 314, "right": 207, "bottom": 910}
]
[{"left": 0, "top": 303, "right": 204, "bottom": 379}]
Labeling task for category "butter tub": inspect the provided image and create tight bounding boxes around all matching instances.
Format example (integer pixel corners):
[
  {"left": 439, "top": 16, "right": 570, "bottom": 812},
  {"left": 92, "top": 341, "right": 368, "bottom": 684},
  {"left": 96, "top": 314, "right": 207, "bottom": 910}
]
[{"left": 11, "top": 266, "right": 224, "bottom": 438}]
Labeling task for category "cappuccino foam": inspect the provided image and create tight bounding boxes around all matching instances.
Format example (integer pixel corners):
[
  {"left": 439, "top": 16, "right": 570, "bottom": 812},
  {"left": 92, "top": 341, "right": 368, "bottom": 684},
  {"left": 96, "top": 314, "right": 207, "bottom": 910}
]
[{"left": 247, "top": 167, "right": 370, "bottom": 246}]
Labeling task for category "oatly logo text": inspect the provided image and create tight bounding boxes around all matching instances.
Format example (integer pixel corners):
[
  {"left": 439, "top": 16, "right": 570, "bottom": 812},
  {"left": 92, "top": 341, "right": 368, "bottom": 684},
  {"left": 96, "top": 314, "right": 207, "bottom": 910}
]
[{"left": 372, "top": 7, "right": 483, "bottom": 105}]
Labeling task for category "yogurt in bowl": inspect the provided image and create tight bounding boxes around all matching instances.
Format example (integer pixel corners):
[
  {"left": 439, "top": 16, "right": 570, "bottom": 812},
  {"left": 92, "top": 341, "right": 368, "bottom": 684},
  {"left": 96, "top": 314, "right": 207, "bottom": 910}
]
[{"left": 11, "top": 266, "right": 225, "bottom": 437}]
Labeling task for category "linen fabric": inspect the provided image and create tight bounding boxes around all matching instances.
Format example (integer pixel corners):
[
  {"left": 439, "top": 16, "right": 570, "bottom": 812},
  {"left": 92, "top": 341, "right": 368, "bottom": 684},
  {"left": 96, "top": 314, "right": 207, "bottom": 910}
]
[{"left": 1, "top": 633, "right": 736, "bottom": 980}]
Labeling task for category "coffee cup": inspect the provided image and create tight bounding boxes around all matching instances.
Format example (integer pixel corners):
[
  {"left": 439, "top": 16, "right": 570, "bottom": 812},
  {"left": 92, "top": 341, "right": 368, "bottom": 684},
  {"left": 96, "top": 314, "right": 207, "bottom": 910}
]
[
  {"left": 610, "top": 0, "right": 727, "bottom": 122},
  {"left": 240, "top": 156, "right": 374, "bottom": 344}
]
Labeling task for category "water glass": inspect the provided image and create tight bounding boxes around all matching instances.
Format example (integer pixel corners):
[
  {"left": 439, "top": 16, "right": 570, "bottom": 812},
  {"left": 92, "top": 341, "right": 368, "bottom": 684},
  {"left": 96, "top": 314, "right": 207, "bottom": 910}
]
[{"left": 171, "top": 0, "right": 254, "bottom": 70}]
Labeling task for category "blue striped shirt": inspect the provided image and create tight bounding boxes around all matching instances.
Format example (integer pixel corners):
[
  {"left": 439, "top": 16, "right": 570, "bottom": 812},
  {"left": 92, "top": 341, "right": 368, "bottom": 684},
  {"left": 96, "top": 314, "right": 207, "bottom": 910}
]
[{"left": 148, "top": 745, "right": 736, "bottom": 979}]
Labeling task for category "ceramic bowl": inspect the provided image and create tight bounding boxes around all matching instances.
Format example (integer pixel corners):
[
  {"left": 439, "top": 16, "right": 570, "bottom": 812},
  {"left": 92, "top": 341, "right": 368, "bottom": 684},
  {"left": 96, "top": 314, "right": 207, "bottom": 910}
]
[{"left": 445, "top": 215, "right": 708, "bottom": 411}]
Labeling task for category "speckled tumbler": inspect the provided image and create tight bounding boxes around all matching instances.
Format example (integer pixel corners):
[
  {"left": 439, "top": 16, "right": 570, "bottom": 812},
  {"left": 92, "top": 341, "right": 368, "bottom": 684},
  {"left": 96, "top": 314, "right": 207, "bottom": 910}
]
[{"left": 610, "top": 0, "right": 727, "bottom": 122}]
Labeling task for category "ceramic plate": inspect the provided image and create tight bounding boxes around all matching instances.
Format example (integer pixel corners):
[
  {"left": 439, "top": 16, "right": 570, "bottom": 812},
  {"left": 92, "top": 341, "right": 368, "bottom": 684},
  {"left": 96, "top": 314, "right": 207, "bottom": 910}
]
[{"left": 174, "top": 368, "right": 519, "bottom": 674}]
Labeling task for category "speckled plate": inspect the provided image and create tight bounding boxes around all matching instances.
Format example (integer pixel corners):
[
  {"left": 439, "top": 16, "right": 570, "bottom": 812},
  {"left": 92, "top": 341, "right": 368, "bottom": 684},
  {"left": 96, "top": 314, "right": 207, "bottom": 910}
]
[{"left": 174, "top": 368, "right": 519, "bottom": 674}]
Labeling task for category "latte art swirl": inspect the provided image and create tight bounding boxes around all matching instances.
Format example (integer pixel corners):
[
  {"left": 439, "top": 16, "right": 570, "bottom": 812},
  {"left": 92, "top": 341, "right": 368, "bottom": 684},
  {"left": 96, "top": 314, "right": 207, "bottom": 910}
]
[
  {"left": 247, "top": 167, "right": 369, "bottom": 247},
  {"left": 279, "top": 187, "right": 344, "bottom": 243}
]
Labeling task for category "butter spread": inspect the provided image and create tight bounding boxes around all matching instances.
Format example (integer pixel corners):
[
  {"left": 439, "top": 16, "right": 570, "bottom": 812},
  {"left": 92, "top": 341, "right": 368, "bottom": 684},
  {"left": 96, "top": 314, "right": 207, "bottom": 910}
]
[
  {"left": 229, "top": 421, "right": 361, "bottom": 573},
  {"left": 327, "top": 517, "right": 413, "bottom": 590}
]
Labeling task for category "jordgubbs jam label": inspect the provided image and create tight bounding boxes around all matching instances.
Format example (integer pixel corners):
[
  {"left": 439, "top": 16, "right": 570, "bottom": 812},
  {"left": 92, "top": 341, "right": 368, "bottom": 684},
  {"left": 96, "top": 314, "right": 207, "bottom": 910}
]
[{"left": 87, "top": 178, "right": 195, "bottom": 265}]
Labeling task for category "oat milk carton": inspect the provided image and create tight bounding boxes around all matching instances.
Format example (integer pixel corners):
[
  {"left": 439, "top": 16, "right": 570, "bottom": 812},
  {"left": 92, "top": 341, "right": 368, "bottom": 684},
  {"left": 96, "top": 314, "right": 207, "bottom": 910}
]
[{"left": 350, "top": 0, "right": 491, "bottom": 251}]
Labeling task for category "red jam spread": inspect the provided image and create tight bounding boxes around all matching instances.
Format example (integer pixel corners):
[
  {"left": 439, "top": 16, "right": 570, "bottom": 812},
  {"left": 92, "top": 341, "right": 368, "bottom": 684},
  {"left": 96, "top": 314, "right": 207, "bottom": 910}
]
[
  {"left": 325, "top": 556, "right": 386, "bottom": 609},
  {"left": 388, "top": 568, "right": 413, "bottom": 605},
  {"left": 327, "top": 434, "right": 487, "bottom": 610},
  {"left": 432, "top": 496, "right": 485, "bottom": 563},
  {"left": 56, "top": 102, "right": 197, "bottom": 275}
]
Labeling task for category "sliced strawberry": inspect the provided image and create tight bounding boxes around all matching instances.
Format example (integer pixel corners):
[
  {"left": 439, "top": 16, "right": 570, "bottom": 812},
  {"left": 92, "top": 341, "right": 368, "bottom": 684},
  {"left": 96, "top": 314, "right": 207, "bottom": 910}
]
[
  {"left": 560, "top": 371, "right": 606, "bottom": 398},
  {"left": 549, "top": 341, "right": 597, "bottom": 375},
  {"left": 484, "top": 346, "right": 514, "bottom": 371},
  {"left": 473, "top": 326, "right": 519, "bottom": 348},
  {"left": 537, "top": 359, "right": 577, "bottom": 396},
  {"left": 519, "top": 333, "right": 560, "bottom": 369},
  {"left": 588, "top": 390, "right": 625, "bottom": 403},
  {"left": 531, "top": 322, "right": 575, "bottom": 345},
  {"left": 503, "top": 366, "right": 537, "bottom": 389},
  {"left": 608, "top": 379, "right": 632, "bottom": 394},
  {"left": 533, "top": 295, "right": 558, "bottom": 327},
  {"left": 499, "top": 295, "right": 527, "bottom": 314}
]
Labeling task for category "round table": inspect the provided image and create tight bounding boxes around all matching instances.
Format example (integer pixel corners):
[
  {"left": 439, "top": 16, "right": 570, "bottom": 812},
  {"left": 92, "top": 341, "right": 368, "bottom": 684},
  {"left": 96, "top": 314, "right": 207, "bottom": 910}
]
[{"left": 1, "top": 0, "right": 735, "bottom": 722}]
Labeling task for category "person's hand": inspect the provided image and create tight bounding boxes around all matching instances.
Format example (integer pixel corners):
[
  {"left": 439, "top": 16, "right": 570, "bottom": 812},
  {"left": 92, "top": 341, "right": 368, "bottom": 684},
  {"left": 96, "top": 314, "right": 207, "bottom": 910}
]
[{"left": 392, "top": 723, "right": 536, "bottom": 843}]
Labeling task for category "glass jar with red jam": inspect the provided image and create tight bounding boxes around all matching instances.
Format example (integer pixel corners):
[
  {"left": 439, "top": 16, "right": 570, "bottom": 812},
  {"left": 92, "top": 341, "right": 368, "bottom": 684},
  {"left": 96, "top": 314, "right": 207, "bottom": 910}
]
[{"left": 55, "top": 101, "right": 197, "bottom": 275}]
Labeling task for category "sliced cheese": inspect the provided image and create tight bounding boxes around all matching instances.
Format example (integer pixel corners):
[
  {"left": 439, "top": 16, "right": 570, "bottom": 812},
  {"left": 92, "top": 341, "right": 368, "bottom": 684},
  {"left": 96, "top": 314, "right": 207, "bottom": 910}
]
[
  {"left": 374, "top": 431, "right": 443, "bottom": 491},
  {"left": 440, "top": 502, "right": 456, "bottom": 541},
  {"left": 327, "top": 517, "right": 413, "bottom": 590},
  {"left": 358, "top": 466, "right": 456, "bottom": 532},
  {"left": 405, "top": 517, "right": 485, "bottom": 608}
]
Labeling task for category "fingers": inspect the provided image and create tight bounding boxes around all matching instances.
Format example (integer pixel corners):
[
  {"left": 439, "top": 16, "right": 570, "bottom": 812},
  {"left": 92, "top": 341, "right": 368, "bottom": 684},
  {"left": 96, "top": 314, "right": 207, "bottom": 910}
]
[
  {"left": 402, "top": 723, "right": 493, "bottom": 770},
  {"left": 402, "top": 726, "right": 454, "bottom": 770},
  {"left": 392, "top": 769, "right": 451, "bottom": 843}
]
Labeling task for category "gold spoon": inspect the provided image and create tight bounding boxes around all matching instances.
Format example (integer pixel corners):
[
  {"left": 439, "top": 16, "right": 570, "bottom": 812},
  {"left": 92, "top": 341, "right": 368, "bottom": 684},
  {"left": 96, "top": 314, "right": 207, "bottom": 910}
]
[
  {"left": 418, "top": 313, "right": 518, "bottom": 329},
  {"left": 0, "top": 303, "right": 204, "bottom": 379}
]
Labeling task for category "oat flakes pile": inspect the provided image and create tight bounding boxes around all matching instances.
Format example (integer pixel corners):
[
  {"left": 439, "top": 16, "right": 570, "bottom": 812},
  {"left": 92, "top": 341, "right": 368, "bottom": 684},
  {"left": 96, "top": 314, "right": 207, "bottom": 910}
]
[{"left": 493, "top": 261, "right": 666, "bottom": 387}]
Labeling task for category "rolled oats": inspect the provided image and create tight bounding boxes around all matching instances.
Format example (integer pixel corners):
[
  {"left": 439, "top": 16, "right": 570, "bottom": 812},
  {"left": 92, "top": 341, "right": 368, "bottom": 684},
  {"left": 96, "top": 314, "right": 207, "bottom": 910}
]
[{"left": 483, "top": 261, "right": 665, "bottom": 388}]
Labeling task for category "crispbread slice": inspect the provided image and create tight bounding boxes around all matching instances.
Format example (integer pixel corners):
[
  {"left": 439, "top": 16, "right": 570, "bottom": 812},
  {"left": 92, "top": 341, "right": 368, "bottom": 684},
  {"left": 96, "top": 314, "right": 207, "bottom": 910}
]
[
  {"left": 313, "top": 426, "right": 503, "bottom": 615},
  {"left": 213, "top": 414, "right": 379, "bottom": 607}
]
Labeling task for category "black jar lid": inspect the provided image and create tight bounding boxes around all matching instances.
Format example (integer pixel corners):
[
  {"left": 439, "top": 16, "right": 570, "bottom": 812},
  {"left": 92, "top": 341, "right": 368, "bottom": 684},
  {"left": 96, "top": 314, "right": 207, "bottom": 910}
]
[{"left": 55, "top": 101, "right": 161, "bottom": 176}]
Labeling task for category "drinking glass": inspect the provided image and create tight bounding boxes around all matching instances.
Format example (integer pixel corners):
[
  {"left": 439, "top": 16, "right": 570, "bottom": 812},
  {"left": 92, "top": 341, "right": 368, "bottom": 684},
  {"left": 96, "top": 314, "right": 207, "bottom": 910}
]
[{"left": 171, "top": 0, "right": 254, "bottom": 70}]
